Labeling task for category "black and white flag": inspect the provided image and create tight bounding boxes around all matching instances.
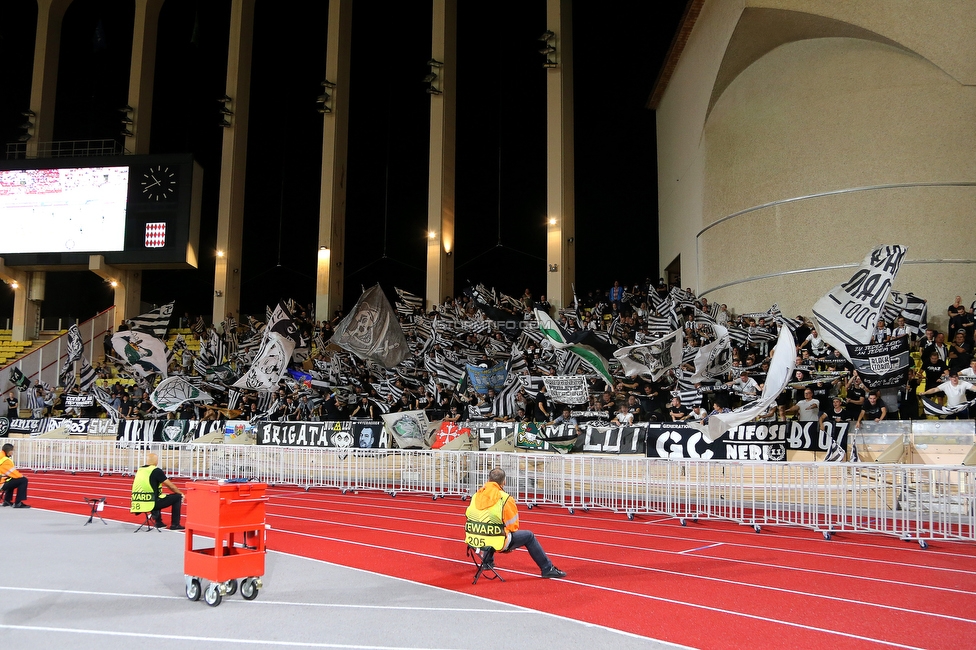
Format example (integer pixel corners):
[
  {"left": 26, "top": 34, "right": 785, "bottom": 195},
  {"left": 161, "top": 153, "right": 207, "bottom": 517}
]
[
  {"left": 812, "top": 245, "right": 907, "bottom": 360},
  {"left": 885, "top": 291, "right": 928, "bottom": 336},
  {"left": 690, "top": 323, "right": 732, "bottom": 383},
  {"left": 231, "top": 332, "right": 295, "bottom": 392},
  {"left": 125, "top": 301, "right": 175, "bottom": 339},
  {"left": 614, "top": 328, "right": 683, "bottom": 380},
  {"left": 59, "top": 324, "right": 85, "bottom": 388},
  {"left": 332, "top": 285, "right": 409, "bottom": 368},
  {"left": 846, "top": 337, "right": 911, "bottom": 390},
  {"left": 921, "top": 395, "right": 976, "bottom": 417}
]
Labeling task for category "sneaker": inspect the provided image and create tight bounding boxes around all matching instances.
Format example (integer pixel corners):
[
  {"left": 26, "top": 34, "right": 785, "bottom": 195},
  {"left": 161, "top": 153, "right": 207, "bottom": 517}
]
[
  {"left": 12, "top": 502, "right": 31, "bottom": 509},
  {"left": 153, "top": 520, "right": 165, "bottom": 529},
  {"left": 169, "top": 525, "right": 186, "bottom": 531},
  {"left": 1, "top": 502, "right": 10, "bottom": 507},
  {"left": 541, "top": 566, "right": 566, "bottom": 579}
]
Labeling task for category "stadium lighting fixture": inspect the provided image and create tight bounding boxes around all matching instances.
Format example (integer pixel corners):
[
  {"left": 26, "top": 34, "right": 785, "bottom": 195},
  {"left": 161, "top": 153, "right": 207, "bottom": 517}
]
[
  {"left": 539, "top": 30, "right": 554, "bottom": 42},
  {"left": 427, "top": 59, "right": 443, "bottom": 68},
  {"left": 426, "top": 87, "right": 443, "bottom": 96},
  {"left": 20, "top": 110, "right": 35, "bottom": 117},
  {"left": 216, "top": 250, "right": 225, "bottom": 258},
  {"left": 422, "top": 73, "right": 437, "bottom": 84},
  {"left": 109, "top": 280, "right": 118, "bottom": 288},
  {"left": 316, "top": 85, "right": 334, "bottom": 115},
  {"left": 428, "top": 231, "right": 437, "bottom": 240},
  {"left": 539, "top": 44, "right": 556, "bottom": 55},
  {"left": 548, "top": 217, "right": 557, "bottom": 225},
  {"left": 118, "top": 105, "right": 134, "bottom": 113},
  {"left": 10, "top": 282, "right": 18, "bottom": 290}
]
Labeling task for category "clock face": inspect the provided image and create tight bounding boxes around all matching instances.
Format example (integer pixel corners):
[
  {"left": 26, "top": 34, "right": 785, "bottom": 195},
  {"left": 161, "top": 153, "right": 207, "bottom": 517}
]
[{"left": 139, "top": 165, "right": 177, "bottom": 201}]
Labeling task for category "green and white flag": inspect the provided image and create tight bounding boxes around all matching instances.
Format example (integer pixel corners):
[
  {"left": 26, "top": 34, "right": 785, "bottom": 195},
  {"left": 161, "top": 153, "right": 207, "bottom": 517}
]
[
  {"left": 150, "top": 376, "right": 213, "bottom": 412},
  {"left": 534, "top": 309, "right": 614, "bottom": 386}
]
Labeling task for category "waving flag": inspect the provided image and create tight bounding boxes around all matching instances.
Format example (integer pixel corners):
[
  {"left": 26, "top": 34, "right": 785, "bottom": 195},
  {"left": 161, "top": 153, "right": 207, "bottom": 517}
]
[
  {"left": 535, "top": 309, "right": 614, "bottom": 385},
  {"left": 112, "top": 330, "right": 169, "bottom": 378},
  {"left": 703, "top": 327, "right": 796, "bottom": 442},
  {"left": 125, "top": 301, "right": 175, "bottom": 339},
  {"left": 332, "top": 285, "right": 409, "bottom": 368},
  {"left": 812, "top": 245, "right": 907, "bottom": 360},
  {"left": 150, "top": 375, "right": 213, "bottom": 412},
  {"left": 614, "top": 328, "right": 683, "bottom": 380}
]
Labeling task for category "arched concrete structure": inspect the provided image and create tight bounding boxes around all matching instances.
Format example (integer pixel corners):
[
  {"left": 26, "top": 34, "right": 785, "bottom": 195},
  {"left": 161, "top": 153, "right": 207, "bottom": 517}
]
[{"left": 655, "top": 1, "right": 976, "bottom": 331}]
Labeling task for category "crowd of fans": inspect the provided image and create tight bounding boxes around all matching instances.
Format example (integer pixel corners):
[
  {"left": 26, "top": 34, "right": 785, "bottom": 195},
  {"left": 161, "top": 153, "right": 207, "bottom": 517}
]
[{"left": 9, "top": 281, "right": 976, "bottom": 428}]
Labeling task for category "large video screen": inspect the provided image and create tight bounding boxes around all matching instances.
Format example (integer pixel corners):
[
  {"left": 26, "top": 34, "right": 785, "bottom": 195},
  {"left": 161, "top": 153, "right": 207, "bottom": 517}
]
[{"left": 0, "top": 166, "right": 129, "bottom": 254}]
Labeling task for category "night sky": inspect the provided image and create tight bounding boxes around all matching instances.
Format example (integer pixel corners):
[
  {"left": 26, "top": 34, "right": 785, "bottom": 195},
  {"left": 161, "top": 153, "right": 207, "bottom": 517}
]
[{"left": 0, "top": 0, "right": 685, "bottom": 326}]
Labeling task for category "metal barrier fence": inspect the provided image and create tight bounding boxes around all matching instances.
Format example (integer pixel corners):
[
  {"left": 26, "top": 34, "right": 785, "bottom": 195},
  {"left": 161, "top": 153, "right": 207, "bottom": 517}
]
[{"left": 14, "top": 438, "right": 975, "bottom": 548}]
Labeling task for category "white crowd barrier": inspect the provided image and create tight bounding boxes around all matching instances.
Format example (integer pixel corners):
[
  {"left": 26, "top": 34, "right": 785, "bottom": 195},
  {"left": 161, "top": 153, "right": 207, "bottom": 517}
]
[{"left": 14, "top": 438, "right": 974, "bottom": 548}]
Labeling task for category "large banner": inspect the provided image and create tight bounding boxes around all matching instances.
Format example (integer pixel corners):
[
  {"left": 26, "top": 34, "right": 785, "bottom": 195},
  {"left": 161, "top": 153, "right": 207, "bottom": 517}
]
[
  {"left": 541, "top": 376, "right": 588, "bottom": 405},
  {"left": 257, "top": 420, "right": 388, "bottom": 449},
  {"left": 466, "top": 362, "right": 508, "bottom": 394},
  {"left": 646, "top": 421, "right": 851, "bottom": 461},
  {"left": 846, "top": 337, "right": 911, "bottom": 389}
]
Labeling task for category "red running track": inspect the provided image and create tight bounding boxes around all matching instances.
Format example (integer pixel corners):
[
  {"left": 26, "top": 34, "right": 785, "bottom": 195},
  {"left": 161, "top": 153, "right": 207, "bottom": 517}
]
[{"left": 23, "top": 471, "right": 976, "bottom": 649}]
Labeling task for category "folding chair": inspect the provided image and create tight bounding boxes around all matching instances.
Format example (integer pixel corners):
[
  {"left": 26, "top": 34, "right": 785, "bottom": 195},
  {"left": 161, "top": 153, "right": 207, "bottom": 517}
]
[
  {"left": 132, "top": 511, "right": 161, "bottom": 533},
  {"left": 466, "top": 546, "right": 504, "bottom": 584},
  {"left": 84, "top": 497, "right": 107, "bottom": 526}
]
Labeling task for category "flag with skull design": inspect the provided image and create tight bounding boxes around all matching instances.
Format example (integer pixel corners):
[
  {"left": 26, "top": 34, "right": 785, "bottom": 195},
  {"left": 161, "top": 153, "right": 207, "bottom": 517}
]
[{"left": 331, "top": 284, "right": 409, "bottom": 368}]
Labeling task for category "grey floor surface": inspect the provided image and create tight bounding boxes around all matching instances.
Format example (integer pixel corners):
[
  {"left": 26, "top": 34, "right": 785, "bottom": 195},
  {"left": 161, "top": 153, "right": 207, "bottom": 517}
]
[{"left": 0, "top": 508, "right": 683, "bottom": 650}]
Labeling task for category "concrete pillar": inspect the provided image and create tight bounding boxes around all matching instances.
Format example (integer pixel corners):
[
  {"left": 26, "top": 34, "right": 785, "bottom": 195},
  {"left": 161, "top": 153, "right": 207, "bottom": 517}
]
[
  {"left": 544, "top": 0, "right": 575, "bottom": 312},
  {"left": 425, "top": 0, "right": 457, "bottom": 313},
  {"left": 315, "top": 0, "right": 353, "bottom": 325},
  {"left": 123, "top": 0, "right": 165, "bottom": 155},
  {"left": 26, "top": 0, "right": 73, "bottom": 157},
  {"left": 213, "top": 0, "right": 255, "bottom": 325},
  {"left": 89, "top": 255, "right": 142, "bottom": 328},
  {"left": 0, "top": 259, "right": 38, "bottom": 341}
]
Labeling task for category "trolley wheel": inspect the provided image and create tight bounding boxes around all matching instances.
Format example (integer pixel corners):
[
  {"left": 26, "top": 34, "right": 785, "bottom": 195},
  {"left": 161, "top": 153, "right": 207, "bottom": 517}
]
[
  {"left": 304, "top": 487, "right": 310, "bottom": 492},
  {"left": 432, "top": 496, "right": 438, "bottom": 501},
  {"left": 919, "top": 540, "right": 928, "bottom": 550},
  {"left": 186, "top": 578, "right": 201, "bottom": 601},
  {"left": 526, "top": 504, "right": 533, "bottom": 509},
  {"left": 692, "top": 519, "right": 698, "bottom": 524},
  {"left": 390, "top": 492, "right": 397, "bottom": 498},
  {"left": 341, "top": 489, "right": 347, "bottom": 494},
  {"left": 753, "top": 525, "right": 761, "bottom": 533},
  {"left": 582, "top": 508, "right": 589, "bottom": 513},
  {"left": 823, "top": 532, "right": 832, "bottom": 541},
  {"left": 225, "top": 579, "right": 238, "bottom": 596},
  {"left": 627, "top": 513, "right": 634, "bottom": 521},
  {"left": 241, "top": 578, "right": 260, "bottom": 600},
  {"left": 568, "top": 508, "right": 575, "bottom": 515},
  {"left": 680, "top": 519, "right": 686, "bottom": 526},
  {"left": 204, "top": 583, "right": 222, "bottom": 607}
]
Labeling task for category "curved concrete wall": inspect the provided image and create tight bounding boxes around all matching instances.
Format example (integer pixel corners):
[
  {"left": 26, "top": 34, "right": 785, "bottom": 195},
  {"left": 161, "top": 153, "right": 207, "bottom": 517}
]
[{"left": 657, "top": 3, "right": 976, "bottom": 333}]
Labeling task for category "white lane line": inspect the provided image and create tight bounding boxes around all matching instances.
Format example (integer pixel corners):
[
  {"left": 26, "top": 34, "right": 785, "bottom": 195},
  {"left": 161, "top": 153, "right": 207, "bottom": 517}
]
[
  {"left": 26, "top": 483, "right": 976, "bottom": 593},
  {"left": 262, "top": 506, "right": 976, "bottom": 595},
  {"left": 0, "top": 585, "right": 526, "bottom": 614},
  {"left": 271, "top": 530, "right": 924, "bottom": 650},
  {"left": 271, "top": 525, "right": 976, "bottom": 626},
  {"left": 679, "top": 542, "right": 723, "bottom": 554},
  {"left": 0, "top": 624, "right": 461, "bottom": 649},
  {"left": 33, "top": 475, "right": 976, "bottom": 563}
]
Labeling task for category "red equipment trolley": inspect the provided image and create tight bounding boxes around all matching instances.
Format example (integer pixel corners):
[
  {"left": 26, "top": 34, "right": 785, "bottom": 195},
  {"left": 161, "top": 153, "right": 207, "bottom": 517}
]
[{"left": 183, "top": 480, "right": 268, "bottom": 606}]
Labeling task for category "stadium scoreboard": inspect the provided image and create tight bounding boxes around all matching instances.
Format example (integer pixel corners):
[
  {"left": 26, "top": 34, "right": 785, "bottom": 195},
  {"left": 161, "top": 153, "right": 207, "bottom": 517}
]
[{"left": 0, "top": 154, "right": 202, "bottom": 269}]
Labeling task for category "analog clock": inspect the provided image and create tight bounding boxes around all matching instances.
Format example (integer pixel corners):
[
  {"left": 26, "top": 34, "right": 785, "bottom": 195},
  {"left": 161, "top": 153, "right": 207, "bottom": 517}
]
[{"left": 139, "top": 165, "right": 177, "bottom": 201}]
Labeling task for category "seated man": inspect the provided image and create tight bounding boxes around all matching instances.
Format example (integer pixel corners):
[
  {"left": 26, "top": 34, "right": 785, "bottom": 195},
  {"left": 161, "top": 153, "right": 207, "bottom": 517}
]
[
  {"left": 131, "top": 453, "right": 185, "bottom": 530},
  {"left": 464, "top": 467, "right": 566, "bottom": 579},
  {"left": 0, "top": 443, "right": 30, "bottom": 508}
]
